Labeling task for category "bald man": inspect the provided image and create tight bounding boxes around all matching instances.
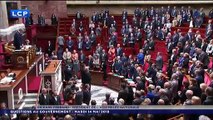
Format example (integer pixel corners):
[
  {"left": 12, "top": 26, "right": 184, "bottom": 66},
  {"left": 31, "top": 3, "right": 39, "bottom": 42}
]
[{"left": 39, "top": 88, "right": 51, "bottom": 105}]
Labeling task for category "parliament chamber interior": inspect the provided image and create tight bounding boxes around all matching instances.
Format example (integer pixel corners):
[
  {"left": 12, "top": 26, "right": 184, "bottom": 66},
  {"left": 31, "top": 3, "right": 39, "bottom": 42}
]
[{"left": 0, "top": 0, "right": 213, "bottom": 120}]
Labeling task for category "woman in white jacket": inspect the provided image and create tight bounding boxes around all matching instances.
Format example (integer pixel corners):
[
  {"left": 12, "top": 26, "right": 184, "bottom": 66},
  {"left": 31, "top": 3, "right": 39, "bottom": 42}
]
[{"left": 206, "top": 39, "right": 213, "bottom": 56}]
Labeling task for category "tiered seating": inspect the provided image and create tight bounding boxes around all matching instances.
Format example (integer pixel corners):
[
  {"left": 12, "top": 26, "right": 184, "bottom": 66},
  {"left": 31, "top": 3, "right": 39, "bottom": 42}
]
[{"left": 56, "top": 14, "right": 212, "bottom": 76}]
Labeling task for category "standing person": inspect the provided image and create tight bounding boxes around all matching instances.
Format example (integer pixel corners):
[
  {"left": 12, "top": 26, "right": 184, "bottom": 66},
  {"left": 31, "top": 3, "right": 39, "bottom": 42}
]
[
  {"left": 50, "top": 91, "right": 61, "bottom": 105},
  {"left": 51, "top": 13, "right": 57, "bottom": 25},
  {"left": 75, "top": 87, "right": 83, "bottom": 105},
  {"left": 83, "top": 84, "right": 91, "bottom": 105},
  {"left": 156, "top": 52, "right": 163, "bottom": 71},
  {"left": 39, "top": 88, "right": 51, "bottom": 105},
  {"left": 102, "top": 61, "right": 107, "bottom": 81},
  {"left": 72, "top": 50, "right": 79, "bottom": 78},
  {"left": 81, "top": 66, "right": 91, "bottom": 85},
  {"left": 57, "top": 36, "right": 64, "bottom": 48},
  {"left": 137, "top": 49, "right": 145, "bottom": 65},
  {"left": 47, "top": 40, "right": 54, "bottom": 57},
  {"left": 13, "top": 30, "right": 24, "bottom": 50}
]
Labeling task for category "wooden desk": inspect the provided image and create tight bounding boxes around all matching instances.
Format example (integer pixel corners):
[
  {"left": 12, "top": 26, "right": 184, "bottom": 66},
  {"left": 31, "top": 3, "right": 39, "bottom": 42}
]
[
  {"left": 90, "top": 70, "right": 104, "bottom": 86},
  {"left": 0, "top": 55, "right": 44, "bottom": 109},
  {"left": 41, "top": 60, "right": 62, "bottom": 94},
  {"left": 107, "top": 73, "right": 125, "bottom": 91}
]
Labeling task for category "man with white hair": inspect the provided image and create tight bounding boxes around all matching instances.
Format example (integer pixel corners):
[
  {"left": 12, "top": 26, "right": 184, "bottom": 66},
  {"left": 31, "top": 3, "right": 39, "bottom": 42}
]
[
  {"left": 157, "top": 99, "right": 165, "bottom": 105},
  {"left": 164, "top": 82, "right": 172, "bottom": 101},
  {"left": 184, "top": 90, "right": 193, "bottom": 105},
  {"left": 118, "top": 98, "right": 125, "bottom": 105},
  {"left": 64, "top": 114, "right": 73, "bottom": 120}
]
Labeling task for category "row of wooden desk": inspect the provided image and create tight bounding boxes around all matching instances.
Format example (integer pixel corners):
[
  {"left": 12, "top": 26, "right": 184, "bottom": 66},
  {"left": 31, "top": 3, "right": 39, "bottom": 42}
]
[{"left": 90, "top": 70, "right": 134, "bottom": 92}]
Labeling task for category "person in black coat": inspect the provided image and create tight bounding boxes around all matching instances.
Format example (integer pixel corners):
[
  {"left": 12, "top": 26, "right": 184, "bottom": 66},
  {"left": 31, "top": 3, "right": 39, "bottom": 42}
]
[
  {"left": 51, "top": 14, "right": 57, "bottom": 25},
  {"left": 39, "top": 88, "right": 51, "bottom": 105},
  {"left": 126, "top": 86, "right": 134, "bottom": 105},
  {"left": 116, "top": 44, "right": 123, "bottom": 57},
  {"left": 117, "top": 83, "right": 128, "bottom": 104},
  {"left": 197, "top": 49, "right": 210, "bottom": 69},
  {"left": 50, "top": 91, "right": 61, "bottom": 105},
  {"left": 75, "top": 87, "right": 83, "bottom": 105},
  {"left": 79, "top": 50, "right": 86, "bottom": 64},
  {"left": 83, "top": 84, "right": 91, "bottom": 105},
  {"left": 14, "top": 30, "right": 24, "bottom": 50},
  {"left": 64, "top": 65, "right": 72, "bottom": 82},
  {"left": 203, "top": 87, "right": 213, "bottom": 105},
  {"left": 147, "top": 63, "right": 157, "bottom": 85},
  {"left": 47, "top": 40, "right": 54, "bottom": 57},
  {"left": 102, "top": 61, "right": 107, "bottom": 81},
  {"left": 132, "top": 91, "right": 143, "bottom": 105},
  {"left": 81, "top": 66, "right": 91, "bottom": 85}
]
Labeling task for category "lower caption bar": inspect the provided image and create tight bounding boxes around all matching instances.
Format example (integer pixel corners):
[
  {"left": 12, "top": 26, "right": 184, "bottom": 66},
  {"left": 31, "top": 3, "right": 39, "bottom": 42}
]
[{"left": 1, "top": 109, "right": 213, "bottom": 114}]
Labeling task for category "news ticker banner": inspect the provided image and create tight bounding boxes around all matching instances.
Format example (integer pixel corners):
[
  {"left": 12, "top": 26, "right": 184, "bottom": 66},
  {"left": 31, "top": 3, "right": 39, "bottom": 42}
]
[{"left": 1, "top": 105, "right": 213, "bottom": 114}]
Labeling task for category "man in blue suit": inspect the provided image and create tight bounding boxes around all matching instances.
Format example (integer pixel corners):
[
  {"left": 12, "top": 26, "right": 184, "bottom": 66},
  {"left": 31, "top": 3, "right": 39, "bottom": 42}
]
[
  {"left": 137, "top": 49, "right": 145, "bottom": 65},
  {"left": 67, "top": 36, "right": 74, "bottom": 51}
]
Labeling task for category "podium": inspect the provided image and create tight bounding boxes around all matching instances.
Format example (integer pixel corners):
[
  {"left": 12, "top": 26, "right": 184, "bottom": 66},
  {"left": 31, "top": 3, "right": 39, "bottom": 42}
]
[
  {"left": 12, "top": 45, "right": 36, "bottom": 69},
  {"left": 0, "top": 55, "right": 44, "bottom": 109},
  {"left": 41, "top": 60, "right": 62, "bottom": 94}
]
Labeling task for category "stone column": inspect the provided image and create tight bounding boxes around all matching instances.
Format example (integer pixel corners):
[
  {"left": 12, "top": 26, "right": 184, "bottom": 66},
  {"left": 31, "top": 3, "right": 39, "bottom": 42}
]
[{"left": 0, "top": 1, "right": 9, "bottom": 29}]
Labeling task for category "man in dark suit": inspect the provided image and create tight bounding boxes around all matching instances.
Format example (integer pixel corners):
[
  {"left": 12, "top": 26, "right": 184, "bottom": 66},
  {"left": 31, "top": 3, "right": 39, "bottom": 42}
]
[
  {"left": 136, "top": 29, "right": 142, "bottom": 48},
  {"left": 83, "top": 84, "right": 91, "bottom": 105},
  {"left": 197, "top": 49, "right": 210, "bottom": 69},
  {"left": 64, "top": 65, "right": 72, "bottom": 81},
  {"left": 149, "top": 38, "right": 155, "bottom": 50},
  {"left": 116, "top": 44, "right": 123, "bottom": 57},
  {"left": 132, "top": 91, "right": 143, "bottom": 105},
  {"left": 50, "top": 91, "right": 61, "bottom": 105},
  {"left": 89, "top": 31, "right": 96, "bottom": 45},
  {"left": 81, "top": 66, "right": 91, "bottom": 85},
  {"left": 113, "top": 56, "right": 122, "bottom": 75},
  {"left": 84, "top": 36, "right": 92, "bottom": 50},
  {"left": 79, "top": 50, "right": 86, "bottom": 63},
  {"left": 100, "top": 49, "right": 107, "bottom": 64},
  {"left": 77, "top": 34, "right": 83, "bottom": 51},
  {"left": 14, "top": 30, "right": 24, "bottom": 50},
  {"left": 117, "top": 83, "right": 128, "bottom": 105},
  {"left": 184, "top": 29, "right": 193, "bottom": 42},
  {"left": 122, "top": 34, "right": 129, "bottom": 47},
  {"left": 39, "top": 88, "right": 51, "bottom": 105},
  {"left": 47, "top": 40, "right": 53, "bottom": 57},
  {"left": 172, "top": 30, "right": 179, "bottom": 47},
  {"left": 76, "top": 11, "right": 83, "bottom": 20},
  {"left": 67, "top": 36, "right": 74, "bottom": 51},
  {"left": 156, "top": 52, "right": 163, "bottom": 71},
  {"left": 75, "top": 87, "right": 83, "bottom": 105},
  {"left": 51, "top": 14, "right": 57, "bottom": 25},
  {"left": 203, "top": 87, "right": 213, "bottom": 105},
  {"left": 129, "top": 33, "right": 135, "bottom": 47}
]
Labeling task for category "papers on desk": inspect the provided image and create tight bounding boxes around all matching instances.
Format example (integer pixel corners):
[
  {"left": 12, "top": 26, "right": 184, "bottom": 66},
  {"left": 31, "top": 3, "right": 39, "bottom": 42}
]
[
  {"left": 0, "top": 76, "right": 14, "bottom": 84},
  {"left": 113, "top": 74, "right": 119, "bottom": 76},
  {"left": 125, "top": 78, "right": 136, "bottom": 87}
]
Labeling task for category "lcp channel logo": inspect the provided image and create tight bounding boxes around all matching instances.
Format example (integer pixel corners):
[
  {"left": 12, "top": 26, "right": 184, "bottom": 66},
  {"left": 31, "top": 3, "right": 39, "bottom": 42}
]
[{"left": 10, "top": 10, "right": 30, "bottom": 18}]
